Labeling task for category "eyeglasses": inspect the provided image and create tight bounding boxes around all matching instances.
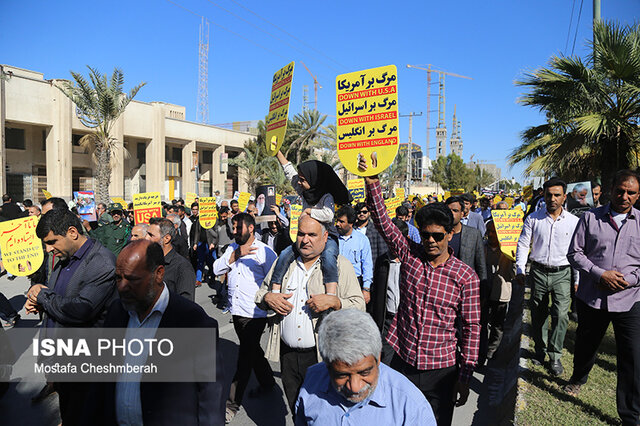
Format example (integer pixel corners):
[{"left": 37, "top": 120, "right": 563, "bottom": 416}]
[
  {"left": 419, "top": 231, "right": 447, "bottom": 242},
  {"left": 357, "top": 210, "right": 369, "bottom": 214}
]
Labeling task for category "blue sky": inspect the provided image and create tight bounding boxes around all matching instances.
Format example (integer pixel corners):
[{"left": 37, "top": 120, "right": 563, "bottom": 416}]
[{"left": 1, "top": 0, "right": 638, "bottom": 183}]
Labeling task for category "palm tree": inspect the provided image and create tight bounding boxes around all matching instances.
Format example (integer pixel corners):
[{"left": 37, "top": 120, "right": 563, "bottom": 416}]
[
  {"left": 57, "top": 67, "right": 145, "bottom": 203},
  {"left": 229, "top": 138, "right": 271, "bottom": 194},
  {"left": 380, "top": 151, "right": 408, "bottom": 194},
  {"left": 510, "top": 21, "right": 640, "bottom": 192},
  {"left": 283, "top": 110, "right": 327, "bottom": 165}
]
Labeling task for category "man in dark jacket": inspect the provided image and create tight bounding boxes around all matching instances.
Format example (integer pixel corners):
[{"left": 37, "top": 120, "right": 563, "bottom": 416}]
[
  {"left": 87, "top": 240, "right": 224, "bottom": 425},
  {"left": 26, "top": 208, "right": 117, "bottom": 426},
  {"left": 1, "top": 194, "right": 25, "bottom": 220}
]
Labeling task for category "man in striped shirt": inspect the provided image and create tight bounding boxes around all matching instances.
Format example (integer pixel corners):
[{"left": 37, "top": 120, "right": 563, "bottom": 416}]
[{"left": 362, "top": 165, "right": 481, "bottom": 426}]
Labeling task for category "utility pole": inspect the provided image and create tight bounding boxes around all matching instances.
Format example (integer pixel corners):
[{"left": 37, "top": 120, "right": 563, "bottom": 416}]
[
  {"left": 197, "top": 17, "right": 209, "bottom": 124},
  {"left": 400, "top": 112, "right": 423, "bottom": 196},
  {"left": 593, "top": 0, "right": 601, "bottom": 59}
]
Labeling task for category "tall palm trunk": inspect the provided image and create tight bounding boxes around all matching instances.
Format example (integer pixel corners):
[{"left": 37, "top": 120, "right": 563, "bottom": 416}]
[{"left": 95, "top": 137, "right": 112, "bottom": 204}]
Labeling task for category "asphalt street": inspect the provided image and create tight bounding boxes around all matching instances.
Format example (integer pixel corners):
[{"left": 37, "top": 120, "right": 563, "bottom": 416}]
[{"left": 0, "top": 274, "right": 488, "bottom": 425}]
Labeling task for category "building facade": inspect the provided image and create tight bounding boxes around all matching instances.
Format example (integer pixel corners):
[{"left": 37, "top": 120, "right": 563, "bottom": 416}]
[{"left": 0, "top": 64, "right": 253, "bottom": 202}]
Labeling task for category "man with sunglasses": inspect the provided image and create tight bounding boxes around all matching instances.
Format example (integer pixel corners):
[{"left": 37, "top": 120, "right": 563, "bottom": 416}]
[
  {"left": 564, "top": 170, "right": 640, "bottom": 425},
  {"left": 360, "top": 160, "right": 480, "bottom": 426},
  {"left": 354, "top": 201, "right": 388, "bottom": 265}
]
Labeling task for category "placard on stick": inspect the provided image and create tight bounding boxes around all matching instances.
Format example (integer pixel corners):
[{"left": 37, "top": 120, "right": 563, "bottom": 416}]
[
  {"left": 491, "top": 209, "right": 524, "bottom": 261},
  {"left": 265, "top": 62, "right": 295, "bottom": 156},
  {"left": 133, "top": 192, "right": 162, "bottom": 225},
  {"left": 336, "top": 65, "right": 399, "bottom": 177},
  {"left": 199, "top": 197, "right": 218, "bottom": 229},
  {"left": 289, "top": 204, "right": 303, "bottom": 242},
  {"left": 0, "top": 216, "right": 44, "bottom": 276}
]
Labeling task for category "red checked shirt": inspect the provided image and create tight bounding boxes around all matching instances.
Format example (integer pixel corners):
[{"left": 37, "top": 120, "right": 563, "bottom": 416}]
[{"left": 366, "top": 181, "right": 481, "bottom": 383}]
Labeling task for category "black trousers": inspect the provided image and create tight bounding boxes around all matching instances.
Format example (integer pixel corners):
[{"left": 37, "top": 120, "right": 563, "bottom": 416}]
[
  {"left": 391, "top": 355, "right": 458, "bottom": 426},
  {"left": 280, "top": 341, "right": 318, "bottom": 415},
  {"left": 571, "top": 299, "right": 640, "bottom": 426},
  {"left": 381, "top": 312, "right": 396, "bottom": 366},
  {"left": 226, "top": 316, "right": 275, "bottom": 412},
  {"left": 0, "top": 292, "right": 17, "bottom": 322},
  {"left": 54, "top": 382, "right": 91, "bottom": 426}
]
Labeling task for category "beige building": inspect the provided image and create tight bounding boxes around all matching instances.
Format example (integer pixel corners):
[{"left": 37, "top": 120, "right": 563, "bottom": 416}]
[{"left": 0, "top": 64, "right": 253, "bottom": 203}]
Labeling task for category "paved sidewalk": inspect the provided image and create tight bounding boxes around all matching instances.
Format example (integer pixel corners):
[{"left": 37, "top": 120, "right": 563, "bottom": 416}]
[{"left": 0, "top": 274, "right": 493, "bottom": 425}]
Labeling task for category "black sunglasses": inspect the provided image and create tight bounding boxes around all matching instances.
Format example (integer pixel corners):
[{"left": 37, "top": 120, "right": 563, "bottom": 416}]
[
  {"left": 420, "top": 231, "right": 447, "bottom": 242},
  {"left": 357, "top": 210, "right": 369, "bottom": 214}
]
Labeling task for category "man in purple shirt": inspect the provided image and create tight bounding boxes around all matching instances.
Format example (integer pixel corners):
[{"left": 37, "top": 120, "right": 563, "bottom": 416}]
[{"left": 565, "top": 169, "right": 640, "bottom": 426}]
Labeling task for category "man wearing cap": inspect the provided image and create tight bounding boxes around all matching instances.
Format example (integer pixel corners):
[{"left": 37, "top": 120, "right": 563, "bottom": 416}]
[{"left": 85, "top": 203, "right": 131, "bottom": 257}]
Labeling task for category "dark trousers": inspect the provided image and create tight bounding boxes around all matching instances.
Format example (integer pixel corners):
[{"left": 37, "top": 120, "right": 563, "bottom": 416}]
[
  {"left": 55, "top": 382, "right": 91, "bottom": 426},
  {"left": 280, "top": 341, "right": 318, "bottom": 415},
  {"left": 571, "top": 299, "right": 640, "bottom": 426},
  {"left": 226, "top": 316, "right": 275, "bottom": 412},
  {"left": 486, "top": 301, "right": 508, "bottom": 360},
  {"left": 381, "top": 312, "right": 396, "bottom": 365},
  {"left": 391, "top": 355, "right": 457, "bottom": 426},
  {"left": 0, "top": 292, "right": 17, "bottom": 321}
]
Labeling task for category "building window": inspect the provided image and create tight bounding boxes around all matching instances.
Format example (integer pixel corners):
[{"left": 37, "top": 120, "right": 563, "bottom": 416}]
[
  {"left": 203, "top": 150, "right": 213, "bottom": 164},
  {"left": 137, "top": 143, "right": 146, "bottom": 163},
  {"left": 72, "top": 134, "right": 83, "bottom": 146},
  {"left": 172, "top": 147, "right": 181, "bottom": 162},
  {"left": 42, "top": 130, "right": 47, "bottom": 151},
  {"left": 6, "top": 128, "right": 25, "bottom": 150}
]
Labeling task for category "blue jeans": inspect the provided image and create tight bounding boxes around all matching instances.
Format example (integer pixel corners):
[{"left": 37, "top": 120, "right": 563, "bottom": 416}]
[
  {"left": 270, "top": 236, "right": 339, "bottom": 285},
  {"left": 195, "top": 242, "right": 214, "bottom": 282}
]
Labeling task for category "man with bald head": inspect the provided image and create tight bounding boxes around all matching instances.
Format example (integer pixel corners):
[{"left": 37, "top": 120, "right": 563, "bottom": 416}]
[
  {"left": 91, "top": 239, "right": 224, "bottom": 425},
  {"left": 255, "top": 214, "right": 365, "bottom": 418}
]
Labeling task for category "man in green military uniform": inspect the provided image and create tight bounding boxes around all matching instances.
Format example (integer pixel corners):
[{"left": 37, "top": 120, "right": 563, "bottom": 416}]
[{"left": 86, "top": 203, "right": 131, "bottom": 256}]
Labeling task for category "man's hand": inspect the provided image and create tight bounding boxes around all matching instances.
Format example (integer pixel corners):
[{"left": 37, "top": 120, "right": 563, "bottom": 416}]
[
  {"left": 515, "top": 274, "right": 526, "bottom": 286},
  {"left": 453, "top": 380, "right": 470, "bottom": 407},
  {"left": 306, "top": 294, "right": 340, "bottom": 313},
  {"left": 82, "top": 219, "right": 91, "bottom": 232},
  {"left": 599, "top": 270, "right": 629, "bottom": 292},
  {"left": 209, "top": 243, "right": 215, "bottom": 251},
  {"left": 264, "top": 292, "right": 293, "bottom": 316},
  {"left": 270, "top": 205, "right": 280, "bottom": 214},
  {"left": 24, "top": 299, "right": 41, "bottom": 315},
  {"left": 357, "top": 155, "right": 379, "bottom": 184},
  {"left": 303, "top": 208, "right": 312, "bottom": 216},
  {"left": 362, "top": 290, "right": 371, "bottom": 304},
  {"left": 229, "top": 245, "right": 257, "bottom": 264},
  {"left": 27, "top": 284, "right": 46, "bottom": 304}
]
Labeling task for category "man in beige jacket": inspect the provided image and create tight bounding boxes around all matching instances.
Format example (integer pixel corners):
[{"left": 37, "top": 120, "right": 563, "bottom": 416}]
[{"left": 254, "top": 215, "right": 365, "bottom": 416}]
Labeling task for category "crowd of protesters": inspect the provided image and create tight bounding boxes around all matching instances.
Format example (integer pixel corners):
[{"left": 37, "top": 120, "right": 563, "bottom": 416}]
[{"left": 0, "top": 154, "right": 639, "bottom": 425}]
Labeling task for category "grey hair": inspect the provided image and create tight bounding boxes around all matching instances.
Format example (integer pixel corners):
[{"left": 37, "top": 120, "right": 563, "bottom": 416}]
[
  {"left": 132, "top": 223, "right": 149, "bottom": 233},
  {"left": 318, "top": 309, "right": 382, "bottom": 365},
  {"left": 166, "top": 213, "right": 182, "bottom": 227}
]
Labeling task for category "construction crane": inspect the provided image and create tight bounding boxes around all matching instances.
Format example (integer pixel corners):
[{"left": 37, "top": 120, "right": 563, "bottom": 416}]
[
  {"left": 300, "top": 61, "right": 322, "bottom": 111},
  {"left": 406, "top": 64, "right": 472, "bottom": 159}
]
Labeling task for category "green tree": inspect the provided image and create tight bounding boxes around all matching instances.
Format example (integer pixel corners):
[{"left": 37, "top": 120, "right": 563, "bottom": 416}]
[
  {"left": 510, "top": 21, "right": 640, "bottom": 191},
  {"left": 429, "top": 153, "right": 474, "bottom": 191},
  {"left": 380, "top": 151, "right": 408, "bottom": 194},
  {"left": 283, "top": 110, "right": 327, "bottom": 165},
  {"left": 473, "top": 165, "right": 495, "bottom": 191},
  {"left": 57, "top": 66, "right": 145, "bottom": 203}
]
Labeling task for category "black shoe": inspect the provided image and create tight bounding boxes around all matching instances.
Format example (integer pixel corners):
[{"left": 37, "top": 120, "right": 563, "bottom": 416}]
[
  {"left": 7, "top": 275, "right": 16, "bottom": 281},
  {"left": 549, "top": 359, "right": 564, "bottom": 376},
  {"left": 530, "top": 352, "right": 545, "bottom": 366},
  {"left": 569, "top": 312, "right": 578, "bottom": 322},
  {"left": 31, "top": 382, "right": 56, "bottom": 404},
  {"left": 248, "top": 384, "right": 276, "bottom": 398}
]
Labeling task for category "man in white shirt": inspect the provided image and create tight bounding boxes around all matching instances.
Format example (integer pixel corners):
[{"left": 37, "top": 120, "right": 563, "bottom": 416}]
[
  {"left": 516, "top": 178, "right": 579, "bottom": 376},
  {"left": 213, "top": 213, "right": 277, "bottom": 423},
  {"left": 254, "top": 215, "right": 365, "bottom": 418}
]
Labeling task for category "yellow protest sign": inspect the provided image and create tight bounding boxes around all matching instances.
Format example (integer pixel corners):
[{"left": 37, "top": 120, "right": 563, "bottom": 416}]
[
  {"left": 523, "top": 185, "right": 533, "bottom": 201},
  {"left": 133, "top": 192, "right": 162, "bottom": 225},
  {"left": 347, "top": 178, "right": 366, "bottom": 202},
  {"left": 336, "top": 65, "right": 399, "bottom": 177},
  {"left": 265, "top": 62, "right": 295, "bottom": 156},
  {"left": 185, "top": 192, "right": 197, "bottom": 207},
  {"left": 491, "top": 209, "right": 524, "bottom": 261},
  {"left": 199, "top": 196, "right": 218, "bottom": 229},
  {"left": 437, "top": 194, "right": 444, "bottom": 202},
  {"left": 414, "top": 196, "right": 425, "bottom": 210},
  {"left": 238, "top": 192, "right": 251, "bottom": 212},
  {"left": 42, "top": 189, "right": 52, "bottom": 199},
  {"left": 504, "top": 197, "right": 514, "bottom": 209},
  {"left": 494, "top": 195, "right": 502, "bottom": 204},
  {"left": 275, "top": 193, "right": 282, "bottom": 206},
  {"left": 111, "top": 197, "right": 128, "bottom": 208},
  {"left": 444, "top": 191, "right": 451, "bottom": 200},
  {"left": 385, "top": 196, "right": 402, "bottom": 219},
  {"left": 289, "top": 204, "right": 303, "bottom": 242},
  {"left": 451, "top": 188, "right": 465, "bottom": 196},
  {"left": 396, "top": 188, "right": 405, "bottom": 200},
  {"left": 0, "top": 216, "right": 44, "bottom": 276}
]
